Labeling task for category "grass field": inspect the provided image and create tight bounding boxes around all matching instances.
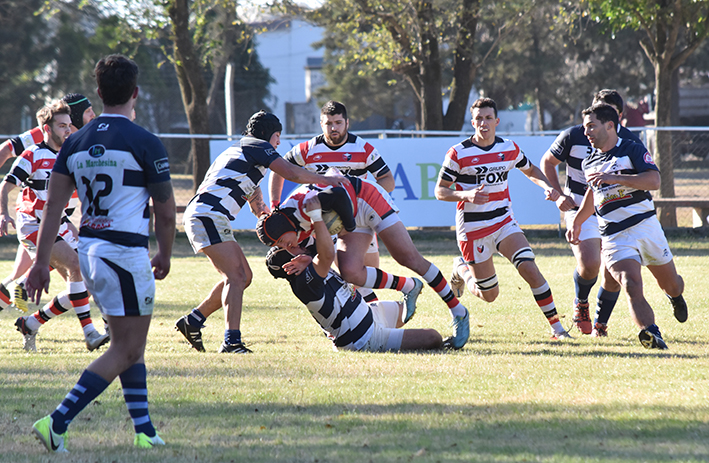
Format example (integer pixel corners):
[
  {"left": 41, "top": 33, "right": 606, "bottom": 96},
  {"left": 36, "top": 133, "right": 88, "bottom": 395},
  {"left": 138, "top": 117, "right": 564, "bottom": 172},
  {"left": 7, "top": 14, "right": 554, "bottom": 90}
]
[{"left": 1, "top": 230, "right": 708, "bottom": 463}]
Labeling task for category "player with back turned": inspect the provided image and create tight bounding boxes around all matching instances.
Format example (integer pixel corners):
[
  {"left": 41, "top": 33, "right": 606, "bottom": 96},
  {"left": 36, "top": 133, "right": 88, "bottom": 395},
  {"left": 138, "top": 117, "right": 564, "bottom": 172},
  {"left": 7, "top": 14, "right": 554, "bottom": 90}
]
[{"left": 26, "top": 54, "right": 176, "bottom": 452}]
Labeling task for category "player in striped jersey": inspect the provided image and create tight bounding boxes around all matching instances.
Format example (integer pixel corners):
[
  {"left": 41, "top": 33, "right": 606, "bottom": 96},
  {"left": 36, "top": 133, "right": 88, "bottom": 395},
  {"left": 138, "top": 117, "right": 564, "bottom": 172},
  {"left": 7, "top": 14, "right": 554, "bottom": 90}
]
[
  {"left": 265, "top": 194, "right": 442, "bottom": 352},
  {"left": 175, "top": 111, "right": 345, "bottom": 354},
  {"left": 540, "top": 89, "right": 645, "bottom": 337},
  {"left": 0, "top": 100, "right": 107, "bottom": 352},
  {"left": 26, "top": 55, "right": 176, "bottom": 451},
  {"left": 567, "top": 104, "right": 686, "bottom": 350},
  {"left": 435, "top": 98, "right": 571, "bottom": 340},
  {"left": 0, "top": 94, "right": 95, "bottom": 312},
  {"left": 268, "top": 101, "right": 394, "bottom": 304},
  {"left": 257, "top": 175, "right": 470, "bottom": 349}
]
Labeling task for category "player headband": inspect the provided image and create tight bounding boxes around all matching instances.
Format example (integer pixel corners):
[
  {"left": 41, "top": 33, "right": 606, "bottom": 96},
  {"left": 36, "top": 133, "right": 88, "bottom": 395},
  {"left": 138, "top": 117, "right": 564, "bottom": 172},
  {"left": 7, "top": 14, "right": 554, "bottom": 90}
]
[{"left": 62, "top": 94, "right": 92, "bottom": 129}]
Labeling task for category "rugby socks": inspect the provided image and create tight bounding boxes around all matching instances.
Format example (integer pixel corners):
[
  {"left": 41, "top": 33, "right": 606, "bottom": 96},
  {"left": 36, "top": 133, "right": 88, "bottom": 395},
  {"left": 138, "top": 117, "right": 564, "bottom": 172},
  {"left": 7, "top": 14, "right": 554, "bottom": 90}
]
[
  {"left": 225, "top": 329, "right": 242, "bottom": 345},
  {"left": 595, "top": 287, "right": 620, "bottom": 325},
  {"left": 50, "top": 370, "right": 110, "bottom": 434},
  {"left": 532, "top": 282, "right": 564, "bottom": 334},
  {"left": 25, "top": 292, "right": 72, "bottom": 331},
  {"left": 363, "top": 267, "right": 416, "bottom": 293},
  {"left": 573, "top": 270, "right": 597, "bottom": 304},
  {"left": 357, "top": 287, "right": 379, "bottom": 303},
  {"left": 186, "top": 308, "right": 206, "bottom": 328},
  {"left": 68, "top": 281, "right": 96, "bottom": 336},
  {"left": 421, "top": 263, "right": 467, "bottom": 317},
  {"left": 119, "top": 363, "right": 157, "bottom": 437}
]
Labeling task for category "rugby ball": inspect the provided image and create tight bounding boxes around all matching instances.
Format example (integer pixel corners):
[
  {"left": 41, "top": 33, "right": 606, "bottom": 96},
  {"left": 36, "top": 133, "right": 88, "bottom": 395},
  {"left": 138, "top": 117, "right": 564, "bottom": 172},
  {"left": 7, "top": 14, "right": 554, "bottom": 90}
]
[{"left": 322, "top": 210, "right": 344, "bottom": 235}]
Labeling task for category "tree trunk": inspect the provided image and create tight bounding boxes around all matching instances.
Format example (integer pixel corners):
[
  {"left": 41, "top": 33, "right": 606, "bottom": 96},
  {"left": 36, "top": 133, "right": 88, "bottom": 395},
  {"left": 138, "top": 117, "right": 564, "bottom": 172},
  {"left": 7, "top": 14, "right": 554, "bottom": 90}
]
[
  {"left": 653, "top": 62, "right": 677, "bottom": 227},
  {"left": 442, "top": 0, "right": 480, "bottom": 130},
  {"left": 417, "top": 1, "right": 443, "bottom": 130},
  {"left": 167, "top": 0, "right": 211, "bottom": 192}
]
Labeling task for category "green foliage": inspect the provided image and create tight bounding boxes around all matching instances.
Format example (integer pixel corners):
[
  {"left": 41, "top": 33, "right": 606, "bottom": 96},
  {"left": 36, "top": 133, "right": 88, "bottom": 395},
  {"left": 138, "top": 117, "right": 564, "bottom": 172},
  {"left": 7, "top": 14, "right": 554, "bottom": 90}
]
[{"left": 478, "top": 0, "right": 654, "bottom": 129}]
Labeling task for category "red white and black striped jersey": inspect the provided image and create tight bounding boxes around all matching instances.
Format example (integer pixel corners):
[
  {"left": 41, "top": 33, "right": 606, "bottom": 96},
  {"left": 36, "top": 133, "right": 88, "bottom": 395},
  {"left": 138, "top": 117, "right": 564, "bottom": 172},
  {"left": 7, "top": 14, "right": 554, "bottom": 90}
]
[
  {"left": 439, "top": 136, "right": 530, "bottom": 241},
  {"left": 1, "top": 127, "right": 43, "bottom": 157},
  {"left": 5, "top": 143, "right": 60, "bottom": 220},
  {"left": 284, "top": 133, "right": 390, "bottom": 180}
]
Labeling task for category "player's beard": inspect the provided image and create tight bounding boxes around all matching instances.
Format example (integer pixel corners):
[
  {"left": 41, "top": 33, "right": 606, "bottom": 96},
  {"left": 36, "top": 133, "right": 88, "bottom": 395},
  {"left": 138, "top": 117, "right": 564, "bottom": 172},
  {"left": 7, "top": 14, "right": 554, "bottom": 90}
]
[
  {"left": 50, "top": 131, "right": 66, "bottom": 150},
  {"left": 326, "top": 131, "right": 347, "bottom": 146}
]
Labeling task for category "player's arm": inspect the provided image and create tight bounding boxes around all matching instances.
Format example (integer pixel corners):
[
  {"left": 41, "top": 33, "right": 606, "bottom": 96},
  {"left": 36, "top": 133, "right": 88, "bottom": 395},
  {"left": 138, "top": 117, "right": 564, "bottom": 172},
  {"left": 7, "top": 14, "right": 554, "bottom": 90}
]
[
  {"left": 304, "top": 196, "right": 335, "bottom": 278},
  {"left": 540, "top": 151, "right": 576, "bottom": 211},
  {"left": 0, "top": 180, "right": 17, "bottom": 236},
  {"left": 268, "top": 171, "right": 286, "bottom": 210},
  {"left": 0, "top": 141, "right": 14, "bottom": 169},
  {"left": 25, "top": 172, "right": 75, "bottom": 303},
  {"left": 586, "top": 169, "right": 660, "bottom": 191},
  {"left": 434, "top": 177, "right": 489, "bottom": 205},
  {"left": 247, "top": 186, "right": 269, "bottom": 216},
  {"left": 566, "top": 188, "right": 595, "bottom": 245},
  {"left": 269, "top": 157, "right": 343, "bottom": 189},
  {"left": 374, "top": 170, "right": 395, "bottom": 193},
  {"left": 519, "top": 163, "right": 561, "bottom": 202},
  {"left": 148, "top": 180, "right": 176, "bottom": 280}
]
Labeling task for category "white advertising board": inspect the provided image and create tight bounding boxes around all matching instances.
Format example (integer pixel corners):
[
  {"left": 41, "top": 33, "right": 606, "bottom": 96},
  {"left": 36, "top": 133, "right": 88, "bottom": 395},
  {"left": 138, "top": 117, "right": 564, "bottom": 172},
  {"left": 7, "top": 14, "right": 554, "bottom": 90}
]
[{"left": 208, "top": 134, "right": 559, "bottom": 230}]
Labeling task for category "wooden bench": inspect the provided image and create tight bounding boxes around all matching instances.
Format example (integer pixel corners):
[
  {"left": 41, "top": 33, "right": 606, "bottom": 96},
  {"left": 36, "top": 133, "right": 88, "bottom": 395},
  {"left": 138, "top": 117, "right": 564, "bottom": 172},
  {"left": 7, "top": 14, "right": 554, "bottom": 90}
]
[{"left": 653, "top": 197, "right": 709, "bottom": 227}]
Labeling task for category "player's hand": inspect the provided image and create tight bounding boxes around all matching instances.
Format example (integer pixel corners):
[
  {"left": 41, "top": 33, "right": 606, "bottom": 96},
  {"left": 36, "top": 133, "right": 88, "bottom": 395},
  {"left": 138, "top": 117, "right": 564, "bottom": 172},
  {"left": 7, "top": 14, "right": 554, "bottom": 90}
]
[
  {"left": 586, "top": 171, "right": 616, "bottom": 188},
  {"left": 322, "top": 167, "right": 346, "bottom": 188},
  {"left": 283, "top": 254, "right": 312, "bottom": 276},
  {"left": 468, "top": 184, "right": 489, "bottom": 204},
  {"left": 545, "top": 188, "right": 561, "bottom": 202},
  {"left": 566, "top": 224, "right": 582, "bottom": 245},
  {"left": 151, "top": 252, "right": 171, "bottom": 280},
  {"left": 0, "top": 213, "right": 15, "bottom": 237},
  {"left": 25, "top": 264, "right": 51, "bottom": 305},
  {"left": 555, "top": 194, "right": 577, "bottom": 212}
]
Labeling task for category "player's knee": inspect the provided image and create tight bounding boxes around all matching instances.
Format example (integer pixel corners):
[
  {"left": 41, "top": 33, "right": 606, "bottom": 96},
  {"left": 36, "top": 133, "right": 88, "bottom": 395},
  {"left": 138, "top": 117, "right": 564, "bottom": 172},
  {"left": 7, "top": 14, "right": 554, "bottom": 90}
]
[
  {"left": 339, "top": 266, "right": 366, "bottom": 286},
  {"left": 511, "top": 247, "right": 535, "bottom": 269},
  {"left": 474, "top": 277, "right": 498, "bottom": 302}
]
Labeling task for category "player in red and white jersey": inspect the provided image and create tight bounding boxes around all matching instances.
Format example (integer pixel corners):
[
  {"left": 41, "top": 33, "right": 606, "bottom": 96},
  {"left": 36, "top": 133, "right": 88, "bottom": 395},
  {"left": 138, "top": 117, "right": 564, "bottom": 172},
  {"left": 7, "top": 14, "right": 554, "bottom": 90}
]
[
  {"left": 0, "top": 100, "right": 107, "bottom": 352},
  {"left": 269, "top": 101, "right": 395, "bottom": 304},
  {"left": 258, "top": 175, "right": 471, "bottom": 349},
  {"left": 0, "top": 94, "right": 94, "bottom": 312},
  {"left": 435, "top": 97, "right": 571, "bottom": 340}
]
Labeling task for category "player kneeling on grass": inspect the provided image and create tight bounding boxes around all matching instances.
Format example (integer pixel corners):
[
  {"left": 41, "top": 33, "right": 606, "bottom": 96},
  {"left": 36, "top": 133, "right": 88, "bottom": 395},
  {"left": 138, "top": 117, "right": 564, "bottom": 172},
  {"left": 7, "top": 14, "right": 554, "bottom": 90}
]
[{"left": 266, "top": 195, "right": 442, "bottom": 352}]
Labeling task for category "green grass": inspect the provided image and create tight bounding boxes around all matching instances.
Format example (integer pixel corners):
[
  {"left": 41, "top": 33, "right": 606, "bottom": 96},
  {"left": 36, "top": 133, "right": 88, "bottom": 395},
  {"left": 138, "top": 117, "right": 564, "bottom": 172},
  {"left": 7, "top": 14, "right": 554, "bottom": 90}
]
[{"left": 1, "top": 231, "right": 708, "bottom": 462}]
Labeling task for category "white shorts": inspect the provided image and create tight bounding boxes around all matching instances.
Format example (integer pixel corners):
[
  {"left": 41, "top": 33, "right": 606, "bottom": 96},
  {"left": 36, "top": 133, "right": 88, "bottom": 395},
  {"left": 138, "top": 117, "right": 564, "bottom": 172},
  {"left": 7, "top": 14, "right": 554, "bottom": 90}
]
[
  {"left": 17, "top": 212, "right": 78, "bottom": 258},
  {"left": 459, "top": 219, "right": 522, "bottom": 264},
  {"left": 352, "top": 181, "right": 400, "bottom": 235},
  {"left": 78, "top": 238, "right": 155, "bottom": 317},
  {"left": 602, "top": 216, "right": 673, "bottom": 268},
  {"left": 565, "top": 210, "right": 602, "bottom": 242},
  {"left": 184, "top": 213, "right": 235, "bottom": 253},
  {"left": 339, "top": 301, "right": 404, "bottom": 352}
]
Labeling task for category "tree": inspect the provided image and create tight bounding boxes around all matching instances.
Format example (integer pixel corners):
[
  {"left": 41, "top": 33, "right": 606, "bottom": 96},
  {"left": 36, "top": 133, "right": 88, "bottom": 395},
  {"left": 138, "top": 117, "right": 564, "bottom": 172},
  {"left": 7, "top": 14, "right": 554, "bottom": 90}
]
[
  {"left": 302, "top": 0, "right": 526, "bottom": 130},
  {"left": 115, "top": 0, "right": 273, "bottom": 189},
  {"left": 583, "top": 0, "right": 709, "bottom": 227},
  {"left": 478, "top": 0, "right": 654, "bottom": 130}
]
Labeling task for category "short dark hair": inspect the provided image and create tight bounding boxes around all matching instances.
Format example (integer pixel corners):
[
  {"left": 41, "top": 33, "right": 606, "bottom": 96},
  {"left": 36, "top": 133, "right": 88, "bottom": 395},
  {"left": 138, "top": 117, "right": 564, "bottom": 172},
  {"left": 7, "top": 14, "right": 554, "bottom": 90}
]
[
  {"left": 94, "top": 54, "right": 139, "bottom": 106},
  {"left": 593, "top": 89, "right": 624, "bottom": 114},
  {"left": 36, "top": 100, "right": 71, "bottom": 128},
  {"left": 582, "top": 103, "right": 619, "bottom": 129},
  {"left": 470, "top": 98, "right": 498, "bottom": 117},
  {"left": 321, "top": 100, "right": 348, "bottom": 120}
]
